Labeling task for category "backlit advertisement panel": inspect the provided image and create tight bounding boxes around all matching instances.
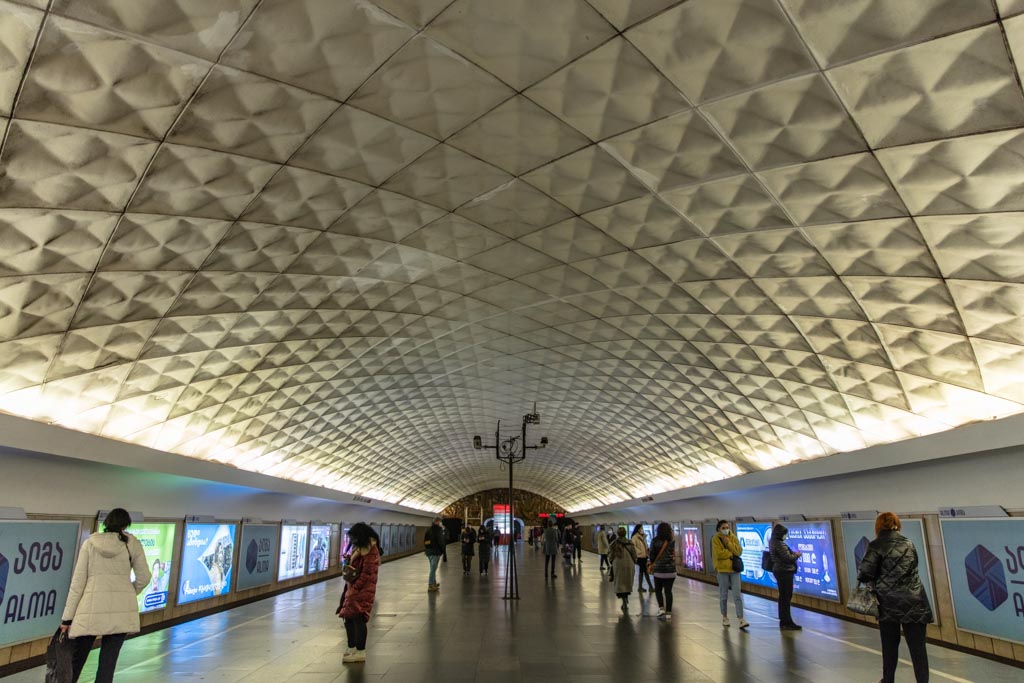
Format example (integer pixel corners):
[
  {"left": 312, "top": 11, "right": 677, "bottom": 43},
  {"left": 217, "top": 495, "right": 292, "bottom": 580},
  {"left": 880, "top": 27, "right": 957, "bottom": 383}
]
[
  {"left": 703, "top": 522, "right": 719, "bottom": 575},
  {"left": 308, "top": 525, "right": 331, "bottom": 573},
  {"left": 236, "top": 524, "right": 278, "bottom": 591},
  {"left": 178, "top": 524, "right": 236, "bottom": 605},
  {"left": 842, "top": 518, "right": 936, "bottom": 622},
  {"left": 278, "top": 525, "right": 307, "bottom": 580},
  {"left": 0, "top": 520, "right": 80, "bottom": 648},
  {"left": 735, "top": 522, "right": 775, "bottom": 588},
  {"left": 131, "top": 522, "right": 176, "bottom": 612},
  {"left": 680, "top": 525, "right": 704, "bottom": 572},
  {"left": 784, "top": 521, "right": 840, "bottom": 602}
]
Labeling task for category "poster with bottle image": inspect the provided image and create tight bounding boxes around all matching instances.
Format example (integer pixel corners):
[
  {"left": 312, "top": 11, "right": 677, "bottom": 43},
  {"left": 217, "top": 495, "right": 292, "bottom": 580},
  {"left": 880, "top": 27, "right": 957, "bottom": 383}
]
[
  {"left": 784, "top": 521, "right": 840, "bottom": 602},
  {"left": 308, "top": 525, "right": 331, "bottom": 574},
  {"left": 131, "top": 522, "right": 176, "bottom": 612},
  {"left": 278, "top": 525, "right": 308, "bottom": 580},
  {"left": 177, "top": 524, "right": 236, "bottom": 605}
]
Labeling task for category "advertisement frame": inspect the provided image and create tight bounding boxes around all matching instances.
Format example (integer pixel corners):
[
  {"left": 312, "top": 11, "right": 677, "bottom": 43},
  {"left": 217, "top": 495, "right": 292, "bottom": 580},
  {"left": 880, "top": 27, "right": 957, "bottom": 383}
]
[
  {"left": 307, "top": 524, "right": 331, "bottom": 574},
  {"left": 176, "top": 522, "right": 238, "bottom": 606},
  {"left": 236, "top": 524, "right": 279, "bottom": 591},
  {"left": 783, "top": 519, "right": 841, "bottom": 603},
  {"left": 278, "top": 524, "right": 309, "bottom": 580},
  {"left": 679, "top": 523, "right": 705, "bottom": 573},
  {"left": 939, "top": 517, "right": 1024, "bottom": 645},
  {"left": 0, "top": 519, "right": 82, "bottom": 649},
  {"left": 129, "top": 521, "right": 178, "bottom": 613}
]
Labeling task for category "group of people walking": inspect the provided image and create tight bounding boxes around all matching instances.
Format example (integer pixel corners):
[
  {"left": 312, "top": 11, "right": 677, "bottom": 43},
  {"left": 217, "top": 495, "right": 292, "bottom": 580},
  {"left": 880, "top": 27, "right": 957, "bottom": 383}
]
[{"left": 459, "top": 522, "right": 493, "bottom": 575}]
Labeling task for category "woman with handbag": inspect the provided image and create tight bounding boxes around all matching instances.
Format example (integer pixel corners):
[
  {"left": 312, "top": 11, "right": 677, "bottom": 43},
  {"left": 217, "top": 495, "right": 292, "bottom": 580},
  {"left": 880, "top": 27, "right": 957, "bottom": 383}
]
[
  {"left": 630, "top": 525, "right": 654, "bottom": 593},
  {"left": 648, "top": 523, "right": 676, "bottom": 620},
  {"left": 712, "top": 520, "right": 749, "bottom": 629},
  {"left": 609, "top": 527, "right": 637, "bottom": 612},
  {"left": 857, "top": 512, "right": 932, "bottom": 683},
  {"left": 60, "top": 508, "right": 152, "bottom": 683},
  {"left": 336, "top": 523, "right": 380, "bottom": 664}
]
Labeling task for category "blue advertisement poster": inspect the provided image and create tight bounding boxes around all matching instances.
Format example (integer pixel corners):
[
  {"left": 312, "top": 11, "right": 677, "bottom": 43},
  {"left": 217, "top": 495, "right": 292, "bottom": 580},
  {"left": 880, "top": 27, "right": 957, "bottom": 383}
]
[
  {"left": 785, "top": 521, "right": 840, "bottom": 602},
  {"left": 308, "top": 525, "right": 331, "bottom": 574},
  {"left": 941, "top": 518, "right": 1024, "bottom": 644},
  {"left": 735, "top": 522, "right": 775, "bottom": 588},
  {"left": 131, "top": 522, "right": 176, "bottom": 613},
  {"left": 236, "top": 525, "right": 278, "bottom": 591},
  {"left": 0, "top": 520, "right": 80, "bottom": 648},
  {"left": 177, "top": 524, "right": 236, "bottom": 605},
  {"left": 842, "top": 519, "right": 936, "bottom": 621}
]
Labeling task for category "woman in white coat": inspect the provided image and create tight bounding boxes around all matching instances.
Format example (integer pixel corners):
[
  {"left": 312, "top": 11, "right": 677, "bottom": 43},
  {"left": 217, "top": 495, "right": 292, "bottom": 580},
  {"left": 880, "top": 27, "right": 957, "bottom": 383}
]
[{"left": 61, "top": 508, "right": 151, "bottom": 683}]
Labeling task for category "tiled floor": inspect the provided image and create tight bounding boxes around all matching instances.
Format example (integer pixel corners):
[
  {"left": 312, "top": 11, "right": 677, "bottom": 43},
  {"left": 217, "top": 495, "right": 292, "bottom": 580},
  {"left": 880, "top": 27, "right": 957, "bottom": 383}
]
[{"left": 9, "top": 547, "right": 1022, "bottom": 682}]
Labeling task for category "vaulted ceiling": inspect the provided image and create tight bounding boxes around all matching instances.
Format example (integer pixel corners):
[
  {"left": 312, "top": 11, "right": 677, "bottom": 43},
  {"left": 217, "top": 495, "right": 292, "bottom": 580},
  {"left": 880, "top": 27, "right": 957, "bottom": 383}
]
[{"left": 1, "top": 0, "right": 1023, "bottom": 512}]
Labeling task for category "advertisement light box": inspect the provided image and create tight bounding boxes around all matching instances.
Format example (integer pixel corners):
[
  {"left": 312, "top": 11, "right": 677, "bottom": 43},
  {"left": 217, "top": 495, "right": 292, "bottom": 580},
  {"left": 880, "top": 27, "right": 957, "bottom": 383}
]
[
  {"left": 178, "top": 524, "right": 236, "bottom": 605},
  {"left": 785, "top": 521, "right": 840, "bottom": 602},
  {"left": 279, "top": 525, "right": 308, "bottom": 580},
  {"left": 735, "top": 522, "right": 775, "bottom": 588},
  {"left": 131, "top": 522, "right": 176, "bottom": 613},
  {"left": 308, "top": 525, "right": 331, "bottom": 574},
  {"left": 680, "top": 525, "right": 704, "bottom": 572},
  {"left": 237, "top": 525, "right": 279, "bottom": 591}
]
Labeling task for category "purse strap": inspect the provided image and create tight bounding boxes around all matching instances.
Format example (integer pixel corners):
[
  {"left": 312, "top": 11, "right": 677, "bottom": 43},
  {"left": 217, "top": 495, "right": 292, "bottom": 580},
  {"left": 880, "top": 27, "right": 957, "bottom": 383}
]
[{"left": 651, "top": 538, "right": 669, "bottom": 565}]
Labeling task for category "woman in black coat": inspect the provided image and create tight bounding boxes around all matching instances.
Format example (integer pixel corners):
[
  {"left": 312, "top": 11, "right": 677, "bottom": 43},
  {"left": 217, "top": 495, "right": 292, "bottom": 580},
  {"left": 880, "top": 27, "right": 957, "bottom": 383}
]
[
  {"left": 857, "top": 512, "right": 932, "bottom": 683},
  {"left": 769, "top": 524, "right": 802, "bottom": 630}
]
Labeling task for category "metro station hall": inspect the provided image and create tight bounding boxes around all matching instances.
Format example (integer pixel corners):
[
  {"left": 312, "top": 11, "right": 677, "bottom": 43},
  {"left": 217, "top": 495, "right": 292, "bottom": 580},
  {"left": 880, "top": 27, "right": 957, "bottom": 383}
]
[{"left": 1, "top": 1, "right": 1024, "bottom": 682}]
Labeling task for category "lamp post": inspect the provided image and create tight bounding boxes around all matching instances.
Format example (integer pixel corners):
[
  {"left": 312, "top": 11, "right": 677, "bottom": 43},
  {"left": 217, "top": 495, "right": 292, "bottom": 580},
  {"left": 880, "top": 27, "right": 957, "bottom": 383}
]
[{"left": 474, "top": 406, "right": 547, "bottom": 601}]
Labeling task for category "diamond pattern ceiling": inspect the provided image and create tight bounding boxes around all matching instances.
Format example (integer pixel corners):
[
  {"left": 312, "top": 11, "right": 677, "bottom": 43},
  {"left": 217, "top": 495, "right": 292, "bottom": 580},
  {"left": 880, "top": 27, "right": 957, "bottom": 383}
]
[{"left": 1, "top": 0, "right": 1023, "bottom": 513}]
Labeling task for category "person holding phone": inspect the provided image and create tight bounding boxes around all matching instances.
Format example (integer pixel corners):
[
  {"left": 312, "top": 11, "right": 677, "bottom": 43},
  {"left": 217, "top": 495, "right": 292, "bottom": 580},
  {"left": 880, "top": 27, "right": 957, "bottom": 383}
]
[
  {"left": 712, "top": 520, "right": 749, "bottom": 629},
  {"left": 769, "top": 524, "right": 802, "bottom": 631}
]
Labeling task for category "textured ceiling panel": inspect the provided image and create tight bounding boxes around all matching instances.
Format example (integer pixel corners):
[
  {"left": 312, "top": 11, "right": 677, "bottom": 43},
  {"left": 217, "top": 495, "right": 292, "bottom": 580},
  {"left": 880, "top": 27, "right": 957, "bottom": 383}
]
[{"left": 0, "top": 0, "right": 1022, "bottom": 513}]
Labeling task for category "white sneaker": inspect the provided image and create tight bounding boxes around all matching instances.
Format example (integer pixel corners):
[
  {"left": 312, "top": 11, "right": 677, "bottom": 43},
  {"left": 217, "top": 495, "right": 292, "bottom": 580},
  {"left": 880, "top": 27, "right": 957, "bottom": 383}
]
[
  {"left": 722, "top": 616, "right": 730, "bottom": 627},
  {"left": 656, "top": 608, "right": 665, "bottom": 618},
  {"left": 738, "top": 618, "right": 750, "bottom": 630},
  {"left": 664, "top": 613, "right": 672, "bottom": 621},
  {"left": 343, "top": 647, "right": 355, "bottom": 657},
  {"left": 342, "top": 650, "right": 366, "bottom": 663}
]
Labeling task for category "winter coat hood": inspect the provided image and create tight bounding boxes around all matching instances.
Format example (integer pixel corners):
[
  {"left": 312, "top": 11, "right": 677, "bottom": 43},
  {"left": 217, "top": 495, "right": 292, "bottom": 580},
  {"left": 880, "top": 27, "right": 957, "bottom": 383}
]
[
  {"left": 91, "top": 533, "right": 133, "bottom": 558},
  {"left": 771, "top": 524, "right": 788, "bottom": 541}
]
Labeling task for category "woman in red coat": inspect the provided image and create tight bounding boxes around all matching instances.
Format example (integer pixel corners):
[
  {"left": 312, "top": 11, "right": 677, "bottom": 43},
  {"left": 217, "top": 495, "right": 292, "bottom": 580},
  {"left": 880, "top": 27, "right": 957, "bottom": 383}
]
[{"left": 336, "top": 523, "right": 380, "bottom": 663}]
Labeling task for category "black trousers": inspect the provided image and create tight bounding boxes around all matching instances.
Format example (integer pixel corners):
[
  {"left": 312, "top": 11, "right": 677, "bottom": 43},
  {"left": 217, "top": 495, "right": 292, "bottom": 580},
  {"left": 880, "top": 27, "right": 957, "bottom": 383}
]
[
  {"left": 71, "top": 633, "right": 126, "bottom": 683},
  {"left": 344, "top": 616, "right": 368, "bottom": 650},
  {"left": 462, "top": 554, "right": 472, "bottom": 572},
  {"left": 880, "top": 621, "right": 929, "bottom": 683},
  {"left": 654, "top": 577, "right": 675, "bottom": 612},
  {"left": 479, "top": 548, "right": 490, "bottom": 572},
  {"left": 599, "top": 553, "right": 609, "bottom": 569},
  {"left": 575, "top": 543, "right": 582, "bottom": 561},
  {"left": 776, "top": 571, "right": 795, "bottom": 625},
  {"left": 544, "top": 554, "right": 556, "bottom": 575}
]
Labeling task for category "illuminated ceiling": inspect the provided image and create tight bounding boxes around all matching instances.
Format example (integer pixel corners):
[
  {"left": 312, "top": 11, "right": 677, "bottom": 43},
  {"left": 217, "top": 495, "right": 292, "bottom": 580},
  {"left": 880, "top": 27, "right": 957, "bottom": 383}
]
[{"left": 1, "top": 0, "right": 1023, "bottom": 513}]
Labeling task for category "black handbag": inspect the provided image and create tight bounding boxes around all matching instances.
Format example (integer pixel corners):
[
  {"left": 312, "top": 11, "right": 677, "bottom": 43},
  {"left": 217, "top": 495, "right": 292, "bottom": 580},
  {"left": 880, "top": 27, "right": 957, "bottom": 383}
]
[
  {"left": 761, "top": 550, "right": 774, "bottom": 572},
  {"left": 45, "top": 628, "right": 74, "bottom": 683},
  {"left": 847, "top": 583, "right": 879, "bottom": 617},
  {"left": 731, "top": 555, "right": 744, "bottom": 573}
]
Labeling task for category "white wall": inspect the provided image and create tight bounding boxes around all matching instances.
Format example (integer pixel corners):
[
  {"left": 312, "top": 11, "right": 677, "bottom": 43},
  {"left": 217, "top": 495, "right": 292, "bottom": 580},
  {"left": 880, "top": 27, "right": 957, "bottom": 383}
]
[
  {"left": 0, "top": 447, "right": 429, "bottom": 524},
  {"left": 576, "top": 445, "right": 1024, "bottom": 524}
]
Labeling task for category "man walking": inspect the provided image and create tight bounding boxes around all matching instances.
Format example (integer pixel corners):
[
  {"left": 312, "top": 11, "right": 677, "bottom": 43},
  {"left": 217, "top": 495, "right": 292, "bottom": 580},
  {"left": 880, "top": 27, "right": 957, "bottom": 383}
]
[{"left": 424, "top": 517, "right": 445, "bottom": 591}]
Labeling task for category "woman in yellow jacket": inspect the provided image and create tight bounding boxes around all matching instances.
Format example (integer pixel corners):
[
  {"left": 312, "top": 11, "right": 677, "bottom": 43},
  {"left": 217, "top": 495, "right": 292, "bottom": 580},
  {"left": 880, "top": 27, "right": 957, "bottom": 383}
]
[{"left": 712, "top": 520, "right": 749, "bottom": 629}]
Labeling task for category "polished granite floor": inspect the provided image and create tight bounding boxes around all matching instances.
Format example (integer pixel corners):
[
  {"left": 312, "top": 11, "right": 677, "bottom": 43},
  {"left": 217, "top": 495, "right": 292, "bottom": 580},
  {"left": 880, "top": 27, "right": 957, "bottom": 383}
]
[{"left": 8, "top": 546, "right": 1021, "bottom": 682}]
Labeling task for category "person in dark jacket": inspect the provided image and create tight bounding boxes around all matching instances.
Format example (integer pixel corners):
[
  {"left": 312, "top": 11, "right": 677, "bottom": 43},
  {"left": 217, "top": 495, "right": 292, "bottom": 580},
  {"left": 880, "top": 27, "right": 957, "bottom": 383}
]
[
  {"left": 337, "top": 523, "right": 380, "bottom": 664},
  {"left": 541, "top": 519, "right": 560, "bottom": 578},
  {"left": 769, "top": 524, "right": 802, "bottom": 630},
  {"left": 424, "top": 517, "right": 445, "bottom": 591},
  {"left": 460, "top": 526, "right": 476, "bottom": 575},
  {"left": 857, "top": 512, "right": 932, "bottom": 683},
  {"left": 649, "top": 522, "right": 676, "bottom": 620},
  {"left": 477, "top": 525, "right": 491, "bottom": 575}
]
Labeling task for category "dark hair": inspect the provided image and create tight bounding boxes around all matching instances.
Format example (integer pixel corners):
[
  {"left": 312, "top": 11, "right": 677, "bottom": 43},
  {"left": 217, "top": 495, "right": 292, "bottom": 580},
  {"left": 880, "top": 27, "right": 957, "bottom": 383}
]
[
  {"left": 348, "top": 522, "right": 376, "bottom": 550},
  {"left": 631, "top": 524, "right": 644, "bottom": 537},
  {"left": 716, "top": 519, "right": 730, "bottom": 531},
  {"left": 656, "top": 522, "right": 672, "bottom": 541},
  {"left": 103, "top": 508, "right": 132, "bottom": 542}
]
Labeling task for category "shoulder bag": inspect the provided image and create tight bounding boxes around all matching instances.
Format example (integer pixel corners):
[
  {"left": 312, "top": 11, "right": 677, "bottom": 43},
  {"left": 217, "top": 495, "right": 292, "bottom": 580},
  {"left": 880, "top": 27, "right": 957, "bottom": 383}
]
[
  {"left": 647, "top": 538, "right": 669, "bottom": 573},
  {"left": 718, "top": 535, "right": 744, "bottom": 572},
  {"left": 847, "top": 582, "right": 878, "bottom": 617}
]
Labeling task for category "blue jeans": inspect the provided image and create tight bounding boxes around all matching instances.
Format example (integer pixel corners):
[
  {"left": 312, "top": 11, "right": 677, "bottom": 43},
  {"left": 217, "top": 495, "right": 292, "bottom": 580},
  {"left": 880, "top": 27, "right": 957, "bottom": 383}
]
[
  {"left": 427, "top": 554, "right": 440, "bottom": 585},
  {"left": 718, "top": 572, "right": 744, "bottom": 617}
]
